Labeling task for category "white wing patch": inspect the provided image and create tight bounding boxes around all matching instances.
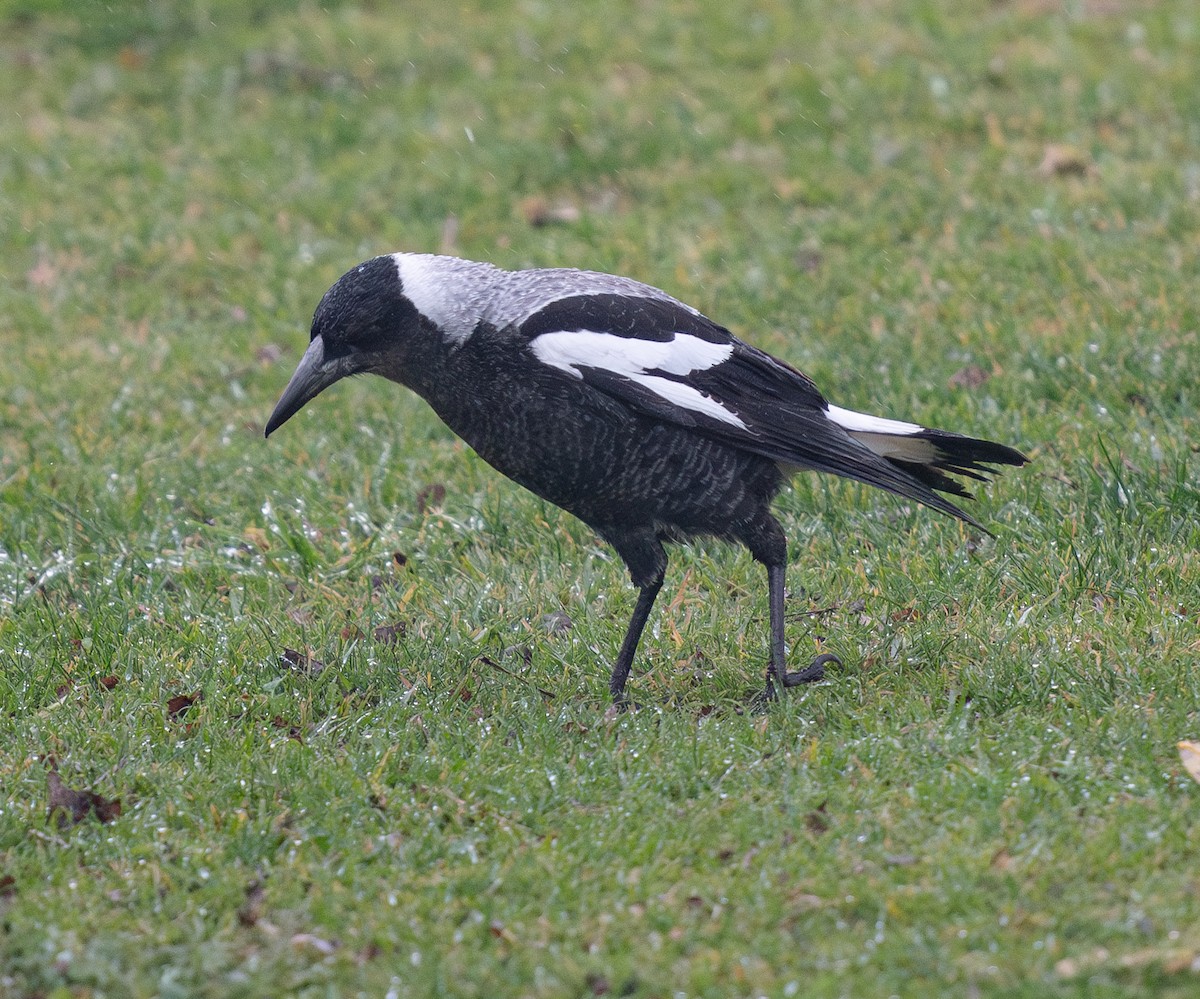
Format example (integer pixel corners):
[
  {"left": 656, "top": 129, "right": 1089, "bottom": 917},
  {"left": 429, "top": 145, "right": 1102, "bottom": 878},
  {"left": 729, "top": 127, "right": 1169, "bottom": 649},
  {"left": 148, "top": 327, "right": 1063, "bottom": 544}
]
[
  {"left": 531, "top": 330, "right": 746, "bottom": 428},
  {"left": 825, "top": 404, "right": 922, "bottom": 436},
  {"left": 825, "top": 404, "right": 941, "bottom": 462}
]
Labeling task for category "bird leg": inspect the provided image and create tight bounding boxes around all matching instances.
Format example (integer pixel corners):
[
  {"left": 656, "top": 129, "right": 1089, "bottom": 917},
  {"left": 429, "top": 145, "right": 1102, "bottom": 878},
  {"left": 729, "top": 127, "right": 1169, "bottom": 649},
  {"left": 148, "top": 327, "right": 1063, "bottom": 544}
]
[
  {"left": 609, "top": 575, "right": 664, "bottom": 706},
  {"left": 760, "top": 563, "right": 839, "bottom": 703}
]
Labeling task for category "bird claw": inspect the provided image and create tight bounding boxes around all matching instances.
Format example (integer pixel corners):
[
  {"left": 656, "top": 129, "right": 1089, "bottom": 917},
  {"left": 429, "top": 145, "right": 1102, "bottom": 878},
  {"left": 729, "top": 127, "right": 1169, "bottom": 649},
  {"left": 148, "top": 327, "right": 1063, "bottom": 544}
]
[
  {"left": 753, "top": 652, "right": 840, "bottom": 709},
  {"left": 779, "top": 652, "right": 840, "bottom": 687}
]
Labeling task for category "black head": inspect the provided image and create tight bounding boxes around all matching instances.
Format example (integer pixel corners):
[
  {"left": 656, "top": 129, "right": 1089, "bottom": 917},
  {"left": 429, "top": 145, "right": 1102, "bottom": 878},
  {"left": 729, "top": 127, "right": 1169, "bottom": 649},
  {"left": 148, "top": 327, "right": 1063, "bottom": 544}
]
[
  {"left": 265, "top": 256, "right": 420, "bottom": 437},
  {"left": 310, "top": 255, "right": 420, "bottom": 359}
]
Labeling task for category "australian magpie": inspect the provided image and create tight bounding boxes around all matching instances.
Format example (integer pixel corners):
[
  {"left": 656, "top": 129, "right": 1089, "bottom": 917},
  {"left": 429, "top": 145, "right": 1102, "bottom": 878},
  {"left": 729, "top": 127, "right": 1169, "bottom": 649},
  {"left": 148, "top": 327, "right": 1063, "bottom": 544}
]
[{"left": 266, "top": 254, "right": 1026, "bottom": 704}]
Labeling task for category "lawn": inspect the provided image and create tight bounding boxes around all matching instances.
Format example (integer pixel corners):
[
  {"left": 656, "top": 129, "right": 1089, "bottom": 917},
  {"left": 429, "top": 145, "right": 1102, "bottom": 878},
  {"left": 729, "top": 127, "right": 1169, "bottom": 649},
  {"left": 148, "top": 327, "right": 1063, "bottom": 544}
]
[{"left": 2, "top": 0, "right": 1200, "bottom": 995}]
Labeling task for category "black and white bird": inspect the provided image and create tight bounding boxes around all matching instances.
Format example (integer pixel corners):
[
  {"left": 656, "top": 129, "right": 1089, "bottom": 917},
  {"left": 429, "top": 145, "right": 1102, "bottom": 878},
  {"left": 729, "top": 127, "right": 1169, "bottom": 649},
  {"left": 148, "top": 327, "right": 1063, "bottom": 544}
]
[{"left": 266, "top": 254, "right": 1026, "bottom": 704}]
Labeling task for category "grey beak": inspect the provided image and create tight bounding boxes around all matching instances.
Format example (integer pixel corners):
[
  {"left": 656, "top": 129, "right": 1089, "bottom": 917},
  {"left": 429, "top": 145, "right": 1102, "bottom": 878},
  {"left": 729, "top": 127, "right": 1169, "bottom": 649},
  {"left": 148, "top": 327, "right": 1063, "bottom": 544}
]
[{"left": 265, "top": 336, "right": 340, "bottom": 438}]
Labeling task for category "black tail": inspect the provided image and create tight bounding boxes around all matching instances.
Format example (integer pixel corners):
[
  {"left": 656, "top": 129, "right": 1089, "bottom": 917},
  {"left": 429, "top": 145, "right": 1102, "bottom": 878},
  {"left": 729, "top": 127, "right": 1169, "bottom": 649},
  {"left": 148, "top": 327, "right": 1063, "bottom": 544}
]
[{"left": 870, "top": 429, "right": 1027, "bottom": 531}]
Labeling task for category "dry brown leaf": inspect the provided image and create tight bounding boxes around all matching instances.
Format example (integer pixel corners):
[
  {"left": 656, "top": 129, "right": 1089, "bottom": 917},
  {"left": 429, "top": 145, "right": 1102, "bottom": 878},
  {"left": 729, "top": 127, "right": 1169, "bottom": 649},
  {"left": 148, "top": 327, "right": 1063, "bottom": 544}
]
[
  {"left": 167, "top": 690, "right": 202, "bottom": 720},
  {"left": 26, "top": 258, "right": 58, "bottom": 290},
  {"left": 46, "top": 770, "right": 122, "bottom": 829},
  {"left": 116, "top": 46, "right": 145, "bottom": 70},
  {"left": 238, "top": 879, "right": 266, "bottom": 927},
  {"left": 489, "top": 919, "right": 516, "bottom": 942},
  {"left": 416, "top": 483, "right": 446, "bottom": 514},
  {"left": 372, "top": 621, "right": 407, "bottom": 645},
  {"left": 949, "top": 364, "right": 990, "bottom": 390},
  {"left": 271, "top": 715, "right": 304, "bottom": 742},
  {"left": 519, "top": 196, "right": 581, "bottom": 227},
  {"left": 805, "top": 801, "right": 830, "bottom": 835},
  {"left": 290, "top": 933, "right": 338, "bottom": 955},
  {"left": 244, "top": 526, "right": 270, "bottom": 551},
  {"left": 1178, "top": 741, "right": 1200, "bottom": 784},
  {"left": 585, "top": 972, "right": 611, "bottom": 996},
  {"left": 1039, "top": 143, "right": 1091, "bottom": 178},
  {"left": 280, "top": 648, "right": 325, "bottom": 677},
  {"left": 541, "top": 610, "right": 573, "bottom": 635}
]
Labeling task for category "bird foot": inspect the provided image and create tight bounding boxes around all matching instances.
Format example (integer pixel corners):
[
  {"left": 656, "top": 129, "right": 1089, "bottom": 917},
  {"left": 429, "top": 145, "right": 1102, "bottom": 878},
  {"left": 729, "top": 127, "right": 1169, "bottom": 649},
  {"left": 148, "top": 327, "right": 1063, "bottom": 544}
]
[
  {"left": 753, "top": 653, "right": 840, "bottom": 709},
  {"left": 608, "top": 692, "right": 643, "bottom": 714},
  {"left": 779, "top": 652, "right": 840, "bottom": 687}
]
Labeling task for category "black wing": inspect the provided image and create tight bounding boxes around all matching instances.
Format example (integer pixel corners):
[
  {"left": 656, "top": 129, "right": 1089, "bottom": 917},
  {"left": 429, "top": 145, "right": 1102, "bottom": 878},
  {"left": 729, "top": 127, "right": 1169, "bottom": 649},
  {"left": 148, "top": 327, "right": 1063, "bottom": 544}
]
[{"left": 520, "top": 293, "right": 1018, "bottom": 525}]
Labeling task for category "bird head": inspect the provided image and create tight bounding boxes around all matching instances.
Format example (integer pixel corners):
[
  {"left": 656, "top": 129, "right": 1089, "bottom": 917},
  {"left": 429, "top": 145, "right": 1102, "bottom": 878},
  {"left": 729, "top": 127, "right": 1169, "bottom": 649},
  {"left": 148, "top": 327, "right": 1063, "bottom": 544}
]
[{"left": 265, "top": 255, "right": 421, "bottom": 437}]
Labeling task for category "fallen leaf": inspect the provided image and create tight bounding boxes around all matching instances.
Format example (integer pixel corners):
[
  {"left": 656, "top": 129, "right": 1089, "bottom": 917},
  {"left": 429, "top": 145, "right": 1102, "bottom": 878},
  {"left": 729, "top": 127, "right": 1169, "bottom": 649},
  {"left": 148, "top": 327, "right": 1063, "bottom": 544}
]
[
  {"left": 1039, "top": 143, "right": 1091, "bottom": 178},
  {"left": 519, "top": 196, "right": 581, "bottom": 227},
  {"left": 46, "top": 770, "right": 122, "bottom": 829},
  {"left": 805, "top": 801, "right": 830, "bottom": 835},
  {"left": 439, "top": 213, "right": 460, "bottom": 255},
  {"left": 244, "top": 526, "right": 270, "bottom": 551},
  {"left": 290, "top": 933, "right": 338, "bottom": 955},
  {"left": 167, "top": 690, "right": 202, "bottom": 719},
  {"left": 271, "top": 716, "right": 303, "bottom": 742},
  {"left": 585, "top": 972, "right": 611, "bottom": 996},
  {"left": 794, "top": 248, "right": 822, "bottom": 274},
  {"left": 98, "top": 675, "right": 120, "bottom": 690},
  {"left": 416, "top": 483, "right": 445, "bottom": 514},
  {"left": 489, "top": 919, "right": 516, "bottom": 942},
  {"left": 237, "top": 878, "right": 266, "bottom": 927},
  {"left": 280, "top": 648, "right": 325, "bottom": 677},
  {"left": 0, "top": 874, "right": 15, "bottom": 899},
  {"left": 116, "top": 45, "right": 144, "bottom": 70},
  {"left": 1178, "top": 741, "right": 1200, "bottom": 784},
  {"left": 949, "top": 364, "right": 990, "bottom": 390},
  {"left": 541, "top": 610, "right": 573, "bottom": 635},
  {"left": 27, "top": 258, "right": 58, "bottom": 290},
  {"left": 373, "top": 621, "right": 407, "bottom": 645}
]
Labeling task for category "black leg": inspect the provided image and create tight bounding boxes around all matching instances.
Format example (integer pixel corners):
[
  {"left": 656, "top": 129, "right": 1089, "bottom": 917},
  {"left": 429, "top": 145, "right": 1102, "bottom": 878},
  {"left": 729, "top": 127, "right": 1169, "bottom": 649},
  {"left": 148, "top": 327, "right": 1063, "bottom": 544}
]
[
  {"left": 609, "top": 575, "right": 663, "bottom": 704},
  {"left": 759, "top": 561, "right": 840, "bottom": 704}
]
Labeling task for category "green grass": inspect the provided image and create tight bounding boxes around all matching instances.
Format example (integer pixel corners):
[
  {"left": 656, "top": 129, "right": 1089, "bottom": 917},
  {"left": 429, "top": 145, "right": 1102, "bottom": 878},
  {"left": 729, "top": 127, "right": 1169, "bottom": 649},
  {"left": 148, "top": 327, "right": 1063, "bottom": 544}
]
[{"left": 3, "top": 0, "right": 1200, "bottom": 995}]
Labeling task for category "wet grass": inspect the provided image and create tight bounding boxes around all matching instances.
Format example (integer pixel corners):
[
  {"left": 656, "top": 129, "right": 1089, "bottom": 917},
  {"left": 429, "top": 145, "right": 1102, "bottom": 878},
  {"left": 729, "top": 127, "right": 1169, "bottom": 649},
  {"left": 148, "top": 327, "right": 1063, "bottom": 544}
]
[{"left": 3, "top": 0, "right": 1200, "bottom": 995}]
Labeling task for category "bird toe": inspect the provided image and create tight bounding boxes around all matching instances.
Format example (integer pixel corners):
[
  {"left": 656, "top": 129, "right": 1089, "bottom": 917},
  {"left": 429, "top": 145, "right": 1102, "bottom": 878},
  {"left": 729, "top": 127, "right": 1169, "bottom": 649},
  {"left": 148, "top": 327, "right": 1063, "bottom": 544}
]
[{"left": 781, "top": 652, "right": 840, "bottom": 687}]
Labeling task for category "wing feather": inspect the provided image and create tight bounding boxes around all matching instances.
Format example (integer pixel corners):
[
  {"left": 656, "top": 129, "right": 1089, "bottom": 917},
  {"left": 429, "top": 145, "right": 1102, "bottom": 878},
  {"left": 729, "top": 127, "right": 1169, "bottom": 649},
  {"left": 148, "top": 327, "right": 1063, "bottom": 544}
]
[{"left": 519, "top": 293, "right": 1018, "bottom": 526}]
